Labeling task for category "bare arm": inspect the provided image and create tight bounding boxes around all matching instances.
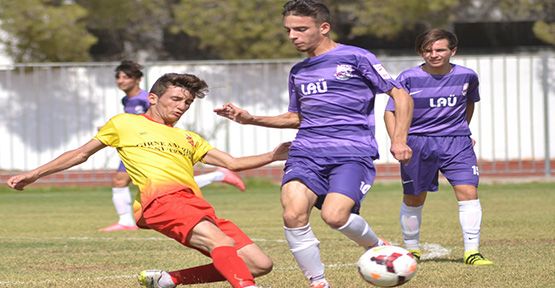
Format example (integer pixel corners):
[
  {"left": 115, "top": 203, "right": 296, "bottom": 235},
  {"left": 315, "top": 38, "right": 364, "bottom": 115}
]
[
  {"left": 386, "top": 87, "right": 414, "bottom": 163},
  {"left": 384, "top": 110, "right": 396, "bottom": 140},
  {"left": 214, "top": 102, "right": 300, "bottom": 129},
  {"left": 466, "top": 100, "right": 475, "bottom": 124},
  {"left": 6, "top": 139, "right": 106, "bottom": 190},
  {"left": 202, "top": 142, "right": 290, "bottom": 171}
]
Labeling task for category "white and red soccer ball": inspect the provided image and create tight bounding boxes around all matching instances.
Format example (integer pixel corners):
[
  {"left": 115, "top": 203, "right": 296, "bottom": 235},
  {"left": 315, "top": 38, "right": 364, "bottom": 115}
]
[{"left": 357, "top": 245, "right": 417, "bottom": 287}]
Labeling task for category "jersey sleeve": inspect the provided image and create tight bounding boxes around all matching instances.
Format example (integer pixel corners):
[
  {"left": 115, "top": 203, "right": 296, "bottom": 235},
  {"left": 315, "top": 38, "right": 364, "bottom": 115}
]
[
  {"left": 94, "top": 117, "right": 119, "bottom": 147},
  {"left": 187, "top": 132, "right": 214, "bottom": 164},
  {"left": 287, "top": 72, "right": 299, "bottom": 113},
  {"left": 357, "top": 53, "right": 401, "bottom": 94},
  {"left": 467, "top": 72, "right": 480, "bottom": 103},
  {"left": 385, "top": 72, "right": 410, "bottom": 112}
]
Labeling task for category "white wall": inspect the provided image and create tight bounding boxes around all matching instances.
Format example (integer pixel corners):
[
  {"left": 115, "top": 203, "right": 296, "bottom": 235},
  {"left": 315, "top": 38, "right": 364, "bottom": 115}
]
[{"left": 0, "top": 53, "right": 554, "bottom": 171}]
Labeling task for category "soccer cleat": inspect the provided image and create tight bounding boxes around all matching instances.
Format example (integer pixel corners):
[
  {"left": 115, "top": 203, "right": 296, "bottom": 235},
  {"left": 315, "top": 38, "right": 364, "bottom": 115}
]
[
  {"left": 138, "top": 270, "right": 175, "bottom": 288},
  {"left": 98, "top": 223, "right": 138, "bottom": 232},
  {"left": 310, "top": 279, "right": 331, "bottom": 288},
  {"left": 367, "top": 238, "right": 391, "bottom": 250},
  {"left": 408, "top": 249, "right": 422, "bottom": 261},
  {"left": 379, "top": 238, "right": 391, "bottom": 246},
  {"left": 218, "top": 167, "right": 246, "bottom": 191},
  {"left": 464, "top": 250, "right": 493, "bottom": 266}
]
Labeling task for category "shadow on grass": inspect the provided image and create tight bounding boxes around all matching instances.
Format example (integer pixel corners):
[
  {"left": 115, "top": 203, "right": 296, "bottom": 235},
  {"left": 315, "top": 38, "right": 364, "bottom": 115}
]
[{"left": 420, "top": 257, "right": 463, "bottom": 264}]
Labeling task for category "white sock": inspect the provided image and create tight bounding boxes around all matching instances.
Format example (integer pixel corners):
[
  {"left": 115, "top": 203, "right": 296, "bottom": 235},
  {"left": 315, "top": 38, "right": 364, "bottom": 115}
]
[
  {"left": 284, "top": 224, "right": 326, "bottom": 282},
  {"left": 194, "top": 171, "right": 225, "bottom": 188},
  {"left": 157, "top": 271, "right": 176, "bottom": 288},
  {"left": 112, "top": 187, "right": 135, "bottom": 226},
  {"left": 400, "top": 202, "right": 423, "bottom": 250},
  {"left": 458, "top": 199, "right": 482, "bottom": 252},
  {"left": 336, "top": 214, "right": 380, "bottom": 248}
]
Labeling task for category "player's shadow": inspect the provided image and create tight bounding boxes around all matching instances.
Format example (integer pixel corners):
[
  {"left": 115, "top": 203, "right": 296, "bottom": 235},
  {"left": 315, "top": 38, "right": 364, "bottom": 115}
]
[{"left": 419, "top": 257, "right": 463, "bottom": 263}]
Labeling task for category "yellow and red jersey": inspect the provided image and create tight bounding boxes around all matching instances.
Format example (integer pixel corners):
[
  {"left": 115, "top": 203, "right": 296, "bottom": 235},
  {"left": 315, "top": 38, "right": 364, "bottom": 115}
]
[{"left": 94, "top": 113, "right": 213, "bottom": 212}]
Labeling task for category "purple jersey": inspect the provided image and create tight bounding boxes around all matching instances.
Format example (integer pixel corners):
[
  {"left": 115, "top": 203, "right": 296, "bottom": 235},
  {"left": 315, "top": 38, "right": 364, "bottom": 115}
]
[
  {"left": 122, "top": 89, "right": 150, "bottom": 114},
  {"left": 288, "top": 44, "right": 400, "bottom": 158},
  {"left": 385, "top": 64, "right": 480, "bottom": 136}
]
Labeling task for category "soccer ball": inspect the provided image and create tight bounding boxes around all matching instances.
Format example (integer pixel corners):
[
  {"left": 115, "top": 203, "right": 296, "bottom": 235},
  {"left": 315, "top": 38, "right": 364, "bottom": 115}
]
[{"left": 357, "top": 246, "right": 417, "bottom": 287}]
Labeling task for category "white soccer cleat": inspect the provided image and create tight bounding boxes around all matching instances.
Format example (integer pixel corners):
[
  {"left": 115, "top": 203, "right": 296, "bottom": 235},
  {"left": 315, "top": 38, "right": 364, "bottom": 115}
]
[{"left": 137, "top": 270, "right": 174, "bottom": 288}]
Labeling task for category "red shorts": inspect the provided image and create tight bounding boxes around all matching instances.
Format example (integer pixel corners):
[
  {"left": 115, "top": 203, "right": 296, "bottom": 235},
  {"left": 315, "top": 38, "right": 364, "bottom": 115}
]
[{"left": 137, "top": 190, "right": 253, "bottom": 256}]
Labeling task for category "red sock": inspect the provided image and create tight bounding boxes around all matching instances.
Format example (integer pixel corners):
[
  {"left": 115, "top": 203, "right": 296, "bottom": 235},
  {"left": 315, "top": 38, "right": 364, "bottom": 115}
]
[
  {"left": 211, "top": 246, "right": 255, "bottom": 288},
  {"left": 169, "top": 263, "right": 225, "bottom": 285}
]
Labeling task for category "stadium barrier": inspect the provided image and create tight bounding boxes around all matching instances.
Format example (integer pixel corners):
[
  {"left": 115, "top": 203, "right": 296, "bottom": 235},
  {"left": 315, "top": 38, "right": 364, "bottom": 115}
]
[{"left": 1, "top": 52, "right": 554, "bottom": 185}]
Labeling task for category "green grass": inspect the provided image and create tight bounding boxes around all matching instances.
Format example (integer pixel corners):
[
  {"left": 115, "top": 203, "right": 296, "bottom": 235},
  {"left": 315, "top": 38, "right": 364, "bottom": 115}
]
[{"left": 0, "top": 180, "right": 554, "bottom": 287}]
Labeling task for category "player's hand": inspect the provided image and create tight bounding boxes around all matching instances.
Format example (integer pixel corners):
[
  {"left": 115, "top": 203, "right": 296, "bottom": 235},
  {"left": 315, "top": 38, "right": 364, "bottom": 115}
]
[
  {"left": 272, "top": 142, "right": 291, "bottom": 161},
  {"left": 6, "top": 172, "right": 39, "bottom": 191},
  {"left": 471, "top": 137, "right": 476, "bottom": 146},
  {"left": 390, "top": 142, "right": 412, "bottom": 164},
  {"left": 214, "top": 103, "right": 254, "bottom": 124}
]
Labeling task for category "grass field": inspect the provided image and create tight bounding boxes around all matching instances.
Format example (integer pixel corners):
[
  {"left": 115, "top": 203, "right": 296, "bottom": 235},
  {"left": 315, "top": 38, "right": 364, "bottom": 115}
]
[{"left": 0, "top": 180, "right": 554, "bottom": 288}]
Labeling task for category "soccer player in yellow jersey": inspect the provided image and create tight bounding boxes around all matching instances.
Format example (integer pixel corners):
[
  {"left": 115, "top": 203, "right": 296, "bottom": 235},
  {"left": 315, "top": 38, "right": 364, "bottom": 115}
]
[{"left": 7, "top": 73, "right": 290, "bottom": 288}]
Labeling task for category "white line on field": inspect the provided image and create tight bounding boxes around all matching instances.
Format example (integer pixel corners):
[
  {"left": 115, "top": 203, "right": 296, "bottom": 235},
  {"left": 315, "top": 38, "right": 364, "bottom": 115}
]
[
  {"left": 0, "top": 243, "right": 450, "bottom": 286},
  {"left": 0, "top": 236, "right": 451, "bottom": 259}
]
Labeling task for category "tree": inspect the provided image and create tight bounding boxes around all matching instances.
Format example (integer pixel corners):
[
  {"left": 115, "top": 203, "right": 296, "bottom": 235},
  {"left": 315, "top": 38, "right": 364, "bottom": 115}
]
[
  {"left": 0, "top": 0, "right": 96, "bottom": 62},
  {"left": 534, "top": 21, "right": 555, "bottom": 46},
  {"left": 170, "top": 0, "right": 300, "bottom": 59},
  {"left": 74, "top": 0, "right": 173, "bottom": 61},
  {"left": 336, "top": 0, "right": 459, "bottom": 40}
]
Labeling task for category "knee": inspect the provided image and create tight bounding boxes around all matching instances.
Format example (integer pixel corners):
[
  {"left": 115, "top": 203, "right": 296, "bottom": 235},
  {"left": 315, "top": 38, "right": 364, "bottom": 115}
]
[
  {"left": 282, "top": 210, "right": 309, "bottom": 227},
  {"left": 320, "top": 208, "right": 350, "bottom": 229},
  {"left": 112, "top": 175, "right": 129, "bottom": 187},
  {"left": 251, "top": 257, "right": 273, "bottom": 277}
]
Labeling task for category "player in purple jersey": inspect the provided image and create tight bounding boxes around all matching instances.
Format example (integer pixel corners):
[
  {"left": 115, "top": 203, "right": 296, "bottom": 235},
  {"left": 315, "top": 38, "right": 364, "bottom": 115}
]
[
  {"left": 384, "top": 29, "right": 493, "bottom": 266},
  {"left": 100, "top": 60, "right": 247, "bottom": 232},
  {"left": 215, "top": 1, "right": 413, "bottom": 287}
]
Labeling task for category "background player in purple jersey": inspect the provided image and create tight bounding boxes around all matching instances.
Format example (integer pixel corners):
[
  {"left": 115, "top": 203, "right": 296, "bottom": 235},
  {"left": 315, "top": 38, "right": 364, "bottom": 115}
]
[
  {"left": 100, "top": 60, "right": 247, "bottom": 232},
  {"left": 384, "top": 29, "right": 493, "bottom": 266},
  {"left": 215, "top": 1, "right": 413, "bottom": 287}
]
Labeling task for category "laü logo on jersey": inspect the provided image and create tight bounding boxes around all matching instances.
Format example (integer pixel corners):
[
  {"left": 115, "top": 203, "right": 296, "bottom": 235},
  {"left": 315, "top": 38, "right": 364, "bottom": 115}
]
[
  {"left": 430, "top": 94, "right": 457, "bottom": 108},
  {"left": 300, "top": 79, "right": 328, "bottom": 95},
  {"left": 334, "top": 64, "right": 354, "bottom": 80}
]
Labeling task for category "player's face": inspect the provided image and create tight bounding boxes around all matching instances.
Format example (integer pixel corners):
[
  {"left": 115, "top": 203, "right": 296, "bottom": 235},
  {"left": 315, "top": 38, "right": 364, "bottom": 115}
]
[
  {"left": 284, "top": 15, "right": 328, "bottom": 55},
  {"left": 150, "top": 85, "right": 195, "bottom": 125},
  {"left": 421, "top": 39, "right": 457, "bottom": 70},
  {"left": 116, "top": 72, "right": 140, "bottom": 94}
]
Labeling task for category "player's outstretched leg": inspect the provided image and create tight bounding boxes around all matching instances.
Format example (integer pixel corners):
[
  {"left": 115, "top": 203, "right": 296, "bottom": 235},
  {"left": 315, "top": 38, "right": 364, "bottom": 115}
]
[{"left": 337, "top": 213, "right": 389, "bottom": 250}]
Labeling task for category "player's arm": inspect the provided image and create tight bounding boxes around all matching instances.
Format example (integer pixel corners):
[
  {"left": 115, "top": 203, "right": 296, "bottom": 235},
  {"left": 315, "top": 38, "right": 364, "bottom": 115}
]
[
  {"left": 202, "top": 142, "right": 290, "bottom": 172},
  {"left": 386, "top": 87, "right": 414, "bottom": 163},
  {"left": 214, "top": 102, "right": 300, "bottom": 128},
  {"left": 466, "top": 99, "right": 475, "bottom": 124},
  {"left": 384, "top": 110, "right": 396, "bottom": 140},
  {"left": 6, "top": 139, "right": 106, "bottom": 190}
]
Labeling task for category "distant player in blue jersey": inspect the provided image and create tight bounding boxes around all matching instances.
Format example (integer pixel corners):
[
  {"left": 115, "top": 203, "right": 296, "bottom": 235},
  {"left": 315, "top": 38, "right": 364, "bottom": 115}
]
[
  {"left": 101, "top": 60, "right": 246, "bottom": 232},
  {"left": 384, "top": 29, "right": 493, "bottom": 266},
  {"left": 215, "top": 1, "right": 413, "bottom": 287}
]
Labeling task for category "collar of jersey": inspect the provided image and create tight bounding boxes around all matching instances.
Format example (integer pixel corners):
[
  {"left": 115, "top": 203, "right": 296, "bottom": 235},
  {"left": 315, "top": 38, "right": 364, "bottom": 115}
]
[{"left": 140, "top": 114, "right": 173, "bottom": 127}]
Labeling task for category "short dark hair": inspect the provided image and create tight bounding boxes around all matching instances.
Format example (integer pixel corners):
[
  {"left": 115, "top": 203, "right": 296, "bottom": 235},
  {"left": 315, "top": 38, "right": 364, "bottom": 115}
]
[
  {"left": 115, "top": 60, "right": 143, "bottom": 79},
  {"left": 415, "top": 29, "right": 458, "bottom": 54},
  {"left": 282, "top": 0, "right": 331, "bottom": 25},
  {"left": 149, "top": 73, "right": 208, "bottom": 99}
]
